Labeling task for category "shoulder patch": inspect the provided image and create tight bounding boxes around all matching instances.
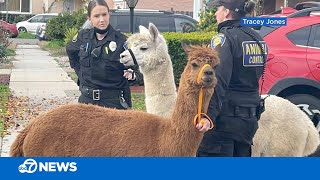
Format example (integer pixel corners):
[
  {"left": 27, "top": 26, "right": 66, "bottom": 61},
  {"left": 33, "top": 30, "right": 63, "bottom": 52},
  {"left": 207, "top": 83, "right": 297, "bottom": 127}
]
[
  {"left": 242, "top": 41, "right": 268, "bottom": 67},
  {"left": 210, "top": 33, "right": 226, "bottom": 49},
  {"left": 72, "top": 33, "right": 78, "bottom": 42}
]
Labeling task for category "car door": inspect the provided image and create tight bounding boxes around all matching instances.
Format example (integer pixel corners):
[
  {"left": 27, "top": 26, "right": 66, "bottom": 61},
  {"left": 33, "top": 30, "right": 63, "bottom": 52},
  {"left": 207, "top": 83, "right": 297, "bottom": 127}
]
[
  {"left": 174, "top": 17, "right": 197, "bottom": 32},
  {"left": 27, "top": 15, "right": 45, "bottom": 34},
  {"left": 284, "top": 26, "right": 311, "bottom": 77},
  {"left": 307, "top": 24, "right": 320, "bottom": 81},
  {"left": 137, "top": 15, "right": 174, "bottom": 32}
]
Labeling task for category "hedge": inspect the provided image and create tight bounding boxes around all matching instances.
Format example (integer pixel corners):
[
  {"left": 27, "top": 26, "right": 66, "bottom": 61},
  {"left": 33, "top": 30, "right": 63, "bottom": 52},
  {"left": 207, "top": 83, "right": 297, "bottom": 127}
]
[
  {"left": 163, "top": 31, "right": 216, "bottom": 84},
  {"left": 46, "top": 9, "right": 86, "bottom": 40}
]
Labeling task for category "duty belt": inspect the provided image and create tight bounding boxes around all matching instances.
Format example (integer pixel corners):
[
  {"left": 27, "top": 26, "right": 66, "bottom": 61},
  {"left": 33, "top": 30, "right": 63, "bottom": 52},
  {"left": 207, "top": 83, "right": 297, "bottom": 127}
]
[
  {"left": 80, "top": 86, "right": 123, "bottom": 101},
  {"left": 220, "top": 104, "right": 257, "bottom": 118}
]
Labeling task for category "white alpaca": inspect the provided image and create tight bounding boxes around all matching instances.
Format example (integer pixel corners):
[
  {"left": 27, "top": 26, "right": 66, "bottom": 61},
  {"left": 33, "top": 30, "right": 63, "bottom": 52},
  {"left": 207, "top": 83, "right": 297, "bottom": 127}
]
[
  {"left": 120, "top": 24, "right": 176, "bottom": 117},
  {"left": 120, "top": 23, "right": 320, "bottom": 157},
  {"left": 252, "top": 95, "right": 319, "bottom": 156}
]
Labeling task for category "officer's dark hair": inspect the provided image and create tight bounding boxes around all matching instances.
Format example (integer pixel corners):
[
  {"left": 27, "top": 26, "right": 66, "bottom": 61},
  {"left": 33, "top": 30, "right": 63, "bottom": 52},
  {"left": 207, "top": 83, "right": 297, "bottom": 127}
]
[
  {"left": 229, "top": 0, "right": 255, "bottom": 20},
  {"left": 87, "top": 0, "right": 110, "bottom": 17}
]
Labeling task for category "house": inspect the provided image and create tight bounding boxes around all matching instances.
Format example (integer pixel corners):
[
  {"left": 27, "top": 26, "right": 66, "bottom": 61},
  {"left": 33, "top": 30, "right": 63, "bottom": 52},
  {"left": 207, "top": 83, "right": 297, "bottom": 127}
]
[
  {"left": 0, "top": 0, "right": 84, "bottom": 15},
  {"left": 0, "top": 0, "right": 195, "bottom": 15}
]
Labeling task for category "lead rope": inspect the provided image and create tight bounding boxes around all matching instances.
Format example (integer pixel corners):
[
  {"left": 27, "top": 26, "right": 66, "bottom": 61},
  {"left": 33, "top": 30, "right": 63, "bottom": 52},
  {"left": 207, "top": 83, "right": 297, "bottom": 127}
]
[{"left": 193, "top": 64, "right": 214, "bottom": 130}]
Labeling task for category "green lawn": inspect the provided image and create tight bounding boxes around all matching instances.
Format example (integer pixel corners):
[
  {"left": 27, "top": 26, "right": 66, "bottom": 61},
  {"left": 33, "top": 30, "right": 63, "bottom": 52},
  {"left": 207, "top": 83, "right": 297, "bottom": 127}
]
[
  {"left": 39, "top": 40, "right": 67, "bottom": 57},
  {"left": 131, "top": 92, "right": 146, "bottom": 111},
  {"left": 0, "top": 84, "right": 10, "bottom": 136},
  {"left": 17, "top": 32, "right": 36, "bottom": 39}
]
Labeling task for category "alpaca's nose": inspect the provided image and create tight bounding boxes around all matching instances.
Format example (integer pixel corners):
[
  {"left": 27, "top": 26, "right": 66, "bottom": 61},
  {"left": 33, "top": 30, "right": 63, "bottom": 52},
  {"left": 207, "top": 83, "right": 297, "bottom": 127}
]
[
  {"left": 204, "top": 70, "right": 213, "bottom": 76},
  {"left": 120, "top": 54, "right": 126, "bottom": 59}
]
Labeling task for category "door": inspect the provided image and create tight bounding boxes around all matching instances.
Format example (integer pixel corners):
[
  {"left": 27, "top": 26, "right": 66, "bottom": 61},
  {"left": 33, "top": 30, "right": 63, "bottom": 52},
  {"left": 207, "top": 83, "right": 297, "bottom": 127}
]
[
  {"left": 27, "top": 15, "right": 45, "bottom": 34},
  {"left": 307, "top": 24, "right": 320, "bottom": 81}
]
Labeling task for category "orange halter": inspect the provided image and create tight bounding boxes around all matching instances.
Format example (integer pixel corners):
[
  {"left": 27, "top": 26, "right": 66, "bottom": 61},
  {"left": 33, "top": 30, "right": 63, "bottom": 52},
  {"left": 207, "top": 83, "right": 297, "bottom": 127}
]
[{"left": 193, "top": 64, "right": 214, "bottom": 130}]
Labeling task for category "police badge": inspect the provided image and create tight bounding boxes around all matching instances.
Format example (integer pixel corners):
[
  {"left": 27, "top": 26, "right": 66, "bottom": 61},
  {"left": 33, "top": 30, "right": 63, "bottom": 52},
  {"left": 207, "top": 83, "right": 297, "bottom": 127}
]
[
  {"left": 210, "top": 33, "right": 226, "bottom": 48},
  {"left": 109, "top": 41, "right": 117, "bottom": 52}
]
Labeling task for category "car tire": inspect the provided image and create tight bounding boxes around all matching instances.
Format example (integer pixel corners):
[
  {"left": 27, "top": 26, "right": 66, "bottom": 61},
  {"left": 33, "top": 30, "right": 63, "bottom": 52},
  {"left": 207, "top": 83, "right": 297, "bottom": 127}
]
[
  {"left": 285, "top": 94, "right": 320, "bottom": 130},
  {"left": 18, "top": 27, "right": 27, "bottom": 33}
]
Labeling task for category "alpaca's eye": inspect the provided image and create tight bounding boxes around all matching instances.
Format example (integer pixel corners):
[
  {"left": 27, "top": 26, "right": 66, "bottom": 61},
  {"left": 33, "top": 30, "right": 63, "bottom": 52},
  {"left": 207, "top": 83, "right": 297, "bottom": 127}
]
[
  {"left": 140, "top": 47, "right": 148, "bottom": 51},
  {"left": 191, "top": 63, "right": 198, "bottom": 68}
]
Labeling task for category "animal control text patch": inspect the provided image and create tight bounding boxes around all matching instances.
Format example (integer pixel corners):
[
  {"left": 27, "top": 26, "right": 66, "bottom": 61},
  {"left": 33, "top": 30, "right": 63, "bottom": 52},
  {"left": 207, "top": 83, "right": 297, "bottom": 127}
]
[{"left": 242, "top": 41, "right": 268, "bottom": 67}]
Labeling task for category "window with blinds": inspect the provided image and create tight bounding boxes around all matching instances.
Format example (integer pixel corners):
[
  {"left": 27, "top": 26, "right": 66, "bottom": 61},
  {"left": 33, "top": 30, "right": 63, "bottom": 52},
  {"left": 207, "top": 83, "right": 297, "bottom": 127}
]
[{"left": 0, "top": 0, "right": 30, "bottom": 13}]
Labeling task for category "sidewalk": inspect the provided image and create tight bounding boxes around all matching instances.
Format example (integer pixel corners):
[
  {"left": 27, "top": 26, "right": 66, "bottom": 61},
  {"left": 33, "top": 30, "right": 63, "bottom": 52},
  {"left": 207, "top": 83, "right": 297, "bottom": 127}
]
[{"left": 0, "top": 45, "right": 80, "bottom": 157}]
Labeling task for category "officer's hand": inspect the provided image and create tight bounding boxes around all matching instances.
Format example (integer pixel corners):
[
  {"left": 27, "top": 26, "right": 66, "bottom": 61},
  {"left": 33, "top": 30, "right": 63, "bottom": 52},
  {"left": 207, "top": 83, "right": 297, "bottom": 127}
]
[
  {"left": 196, "top": 118, "right": 211, "bottom": 132},
  {"left": 124, "top": 69, "right": 136, "bottom": 81}
]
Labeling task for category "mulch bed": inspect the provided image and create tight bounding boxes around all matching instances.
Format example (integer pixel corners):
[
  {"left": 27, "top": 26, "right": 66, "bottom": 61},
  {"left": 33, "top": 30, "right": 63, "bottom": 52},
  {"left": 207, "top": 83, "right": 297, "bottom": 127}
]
[{"left": 130, "top": 86, "right": 144, "bottom": 93}]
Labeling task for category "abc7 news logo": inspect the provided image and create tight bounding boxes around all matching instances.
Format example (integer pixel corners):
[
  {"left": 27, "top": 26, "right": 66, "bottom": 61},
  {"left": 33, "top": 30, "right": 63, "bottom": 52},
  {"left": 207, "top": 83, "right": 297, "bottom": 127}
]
[{"left": 18, "top": 159, "right": 37, "bottom": 173}]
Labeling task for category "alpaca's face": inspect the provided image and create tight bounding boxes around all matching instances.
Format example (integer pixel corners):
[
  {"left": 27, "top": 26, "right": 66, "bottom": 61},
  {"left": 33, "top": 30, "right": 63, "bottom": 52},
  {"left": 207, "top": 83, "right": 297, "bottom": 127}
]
[
  {"left": 120, "top": 35, "right": 156, "bottom": 68},
  {"left": 183, "top": 46, "right": 220, "bottom": 89},
  {"left": 120, "top": 23, "right": 169, "bottom": 73}
]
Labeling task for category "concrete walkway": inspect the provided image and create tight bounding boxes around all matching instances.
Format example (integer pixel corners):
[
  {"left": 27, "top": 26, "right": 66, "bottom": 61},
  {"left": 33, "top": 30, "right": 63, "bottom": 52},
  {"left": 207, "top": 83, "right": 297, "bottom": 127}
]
[{"left": 0, "top": 45, "right": 80, "bottom": 157}]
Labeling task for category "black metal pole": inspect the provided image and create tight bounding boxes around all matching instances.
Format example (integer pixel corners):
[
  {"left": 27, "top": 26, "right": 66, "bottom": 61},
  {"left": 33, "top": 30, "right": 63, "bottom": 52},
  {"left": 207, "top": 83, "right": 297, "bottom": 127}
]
[
  {"left": 5, "top": 0, "right": 8, "bottom": 22},
  {"left": 130, "top": 7, "right": 134, "bottom": 33}
]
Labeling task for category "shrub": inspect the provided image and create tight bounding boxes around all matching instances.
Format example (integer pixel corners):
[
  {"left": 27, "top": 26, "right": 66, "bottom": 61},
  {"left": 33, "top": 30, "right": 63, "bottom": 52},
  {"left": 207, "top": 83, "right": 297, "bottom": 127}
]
[
  {"left": 197, "top": 1, "right": 217, "bottom": 32},
  {"left": 46, "top": 9, "right": 87, "bottom": 40},
  {"left": 0, "top": 26, "right": 9, "bottom": 62},
  {"left": 64, "top": 27, "right": 78, "bottom": 45}
]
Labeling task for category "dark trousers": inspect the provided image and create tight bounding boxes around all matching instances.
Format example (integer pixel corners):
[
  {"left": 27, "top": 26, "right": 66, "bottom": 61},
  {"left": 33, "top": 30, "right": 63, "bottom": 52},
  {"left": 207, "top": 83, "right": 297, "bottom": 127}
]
[
  {"left": 197, "top": 131, "right": 252, "bottom": 157},
  {"left": 197, "top": 115, "right": 258, "bottom": 157}
]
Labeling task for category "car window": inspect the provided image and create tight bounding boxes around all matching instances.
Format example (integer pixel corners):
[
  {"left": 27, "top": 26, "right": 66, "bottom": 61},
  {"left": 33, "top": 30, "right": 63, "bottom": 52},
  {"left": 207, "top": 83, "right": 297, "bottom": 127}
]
[
  {"left": 43, "top": 15, "right": 56, "bottom": 23},
  {"left": 174, "top": 17, "right": 197, "bottom": 32},
  {"left": 286, "top": 26, "right": 311, "bottom": 46},
  {"left": 138, "top": 16, "right": 173, "bottom": 32},
  {"left": 312, "top": 25, "right": 320, "bottom": 48},
  {"left": 114, "top": 15, "right": 130, "bottom": 33},
  {"left": 29, "top": 15, "right": 44, "bottom": 23},
  {"left": 258, "top": 26, "right": 279, "bottom": 38}
]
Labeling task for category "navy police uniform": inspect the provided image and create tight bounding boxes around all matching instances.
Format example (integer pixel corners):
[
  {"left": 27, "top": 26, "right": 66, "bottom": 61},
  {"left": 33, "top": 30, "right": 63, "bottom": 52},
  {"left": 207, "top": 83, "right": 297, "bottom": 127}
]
[
  {"left": 66, "top": 26, "right": 137, "bottom": 109},
  {"left": 197, "top": 20, "right": 268, "bottom": 156}
]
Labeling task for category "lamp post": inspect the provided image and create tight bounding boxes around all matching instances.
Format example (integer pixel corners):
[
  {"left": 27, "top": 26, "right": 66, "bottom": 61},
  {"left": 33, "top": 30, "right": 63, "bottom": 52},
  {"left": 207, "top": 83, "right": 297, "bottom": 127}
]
[
  {"left": 5, "top": 0, "right": 8, "bottom": 22},
  {"left": 125, "top": 0, "right": 139, "bottom": 34}
]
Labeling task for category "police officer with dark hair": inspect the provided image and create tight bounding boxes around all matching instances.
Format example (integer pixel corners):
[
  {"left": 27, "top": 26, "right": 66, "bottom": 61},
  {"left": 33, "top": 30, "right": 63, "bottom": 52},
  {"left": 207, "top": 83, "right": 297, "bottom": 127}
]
[
  {"left": 197, "top": 0, "right": 268, "bottom": 156},
  {"left": 66, "top": 0, "right": 142, "bottom": 109}
]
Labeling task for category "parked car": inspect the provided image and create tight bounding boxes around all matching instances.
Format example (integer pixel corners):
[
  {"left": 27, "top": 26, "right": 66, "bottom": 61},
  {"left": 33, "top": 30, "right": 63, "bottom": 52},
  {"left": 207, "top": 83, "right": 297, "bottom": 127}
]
[
  {"left": 257, "top": 2, "right": 320, "bottom": 129},
  {"left": 0, "top": 20, "right": 19, "bottom": 38},
  {"left": 85, "top": 9, "right": 198, "bottom": 33},
  {"left": 16, "top": 13, "right": 58, "bottom": 34}
]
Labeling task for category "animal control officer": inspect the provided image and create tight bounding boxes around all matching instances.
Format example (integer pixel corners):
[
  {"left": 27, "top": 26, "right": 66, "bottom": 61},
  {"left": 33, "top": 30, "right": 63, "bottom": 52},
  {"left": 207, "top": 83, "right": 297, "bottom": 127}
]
[
  {"left": 66, "top": 0, "right": 141, "bottom": 109},
  {"left": 197, "top": 0, "right": 268, "bottom": 156}
]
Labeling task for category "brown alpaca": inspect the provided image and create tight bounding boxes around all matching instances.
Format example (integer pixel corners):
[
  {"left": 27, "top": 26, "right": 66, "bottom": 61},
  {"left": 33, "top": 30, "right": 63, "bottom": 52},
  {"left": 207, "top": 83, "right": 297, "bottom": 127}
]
[{"left": 10, "top": 46, "right": 219, "bottom": 157}]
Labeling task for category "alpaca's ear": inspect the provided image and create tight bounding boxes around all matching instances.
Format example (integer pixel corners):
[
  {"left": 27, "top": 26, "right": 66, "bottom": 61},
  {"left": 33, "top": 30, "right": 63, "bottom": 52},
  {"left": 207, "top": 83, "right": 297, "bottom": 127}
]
[
  {"left": 182, "top": 43, "right": 191, "bottom": 55},
  {"left": 139, "top": 25, "right": 149, "bottom": 34},
  {"left": 149, "top": 23, "right": 159, "bottom": 42}
]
